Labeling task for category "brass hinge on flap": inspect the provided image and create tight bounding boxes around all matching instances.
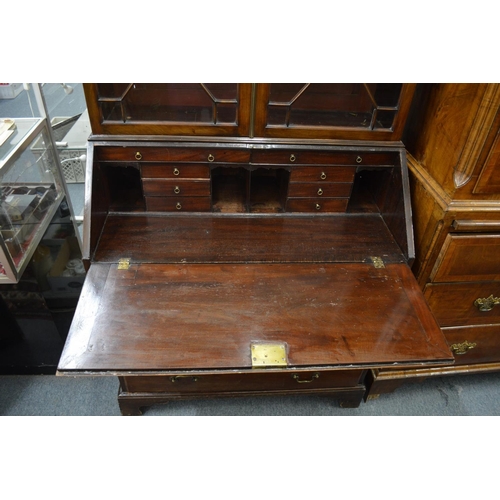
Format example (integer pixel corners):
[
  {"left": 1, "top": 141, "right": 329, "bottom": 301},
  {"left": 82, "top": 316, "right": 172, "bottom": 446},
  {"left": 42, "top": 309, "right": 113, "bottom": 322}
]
[
  {"left": 370, "top": 256, "right": 385, "bottom": 269},
  {"left": 117, "top": 258, "right": 131, "bottom": 270},
  {"left": 251, "top": 342, "right": 288, "bottom": 368}
]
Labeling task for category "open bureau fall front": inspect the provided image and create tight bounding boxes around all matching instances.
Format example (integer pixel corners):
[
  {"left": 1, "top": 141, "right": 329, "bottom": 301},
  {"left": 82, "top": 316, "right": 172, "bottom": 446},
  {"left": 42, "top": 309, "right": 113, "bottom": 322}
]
[{"left": 57, "top": 84, "right": 453, "bottom": 415}]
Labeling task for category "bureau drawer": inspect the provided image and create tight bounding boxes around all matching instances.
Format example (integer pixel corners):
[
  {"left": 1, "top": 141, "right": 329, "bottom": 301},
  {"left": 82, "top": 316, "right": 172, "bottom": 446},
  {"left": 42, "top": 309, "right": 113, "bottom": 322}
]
[
  {"left": 443, "top": 325, "right": 500, "bottom": 365},
  {"left": 289, "top": 167, "right": 356, "bottom": 183},
  {"left": 141, "top": 164, "right": 210, "bottom": 179},
  {"left": 288, "top": 182, "right": 353, "bottom": 198},
  {"left": 424, "top": 282, "right": 500, "bottom": 327},
  {"left": 431, "top": 234, "right": 500, "bottom": 282},
  {"left": 121, "top": 369, "right": 365, "bottom": 394},
  {"left": 251, "top": 150, "right": 398, "bottom": 166},
  {"left": 145, "top": 196, "right": 211, "bottom": 212},
  {"left": 98, "top": 147, "right": 250, "bottom": 163},
  {"left": 143, "top": 179, "right": 211, "bottom": 197},
  {"left": 286, "top": 198, "right": 349, "bottom": 213}
]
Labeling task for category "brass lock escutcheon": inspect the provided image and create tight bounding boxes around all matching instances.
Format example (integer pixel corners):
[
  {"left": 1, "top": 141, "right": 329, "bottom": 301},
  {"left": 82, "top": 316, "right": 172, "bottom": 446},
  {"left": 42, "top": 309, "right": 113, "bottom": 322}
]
[
  {"left": 474, "top": 295, "right": 500, "bottom": 312},
  {"left": 176, "top": 202, "right": 182, "bottom": 210},
  {"left": 320, "top": 172, "right": 327, "bottom": 180},
  {"left": 317, "top": 188, "right": 323, "bottom": 196},
  {"left": 290, "top": 154, "right": 296, "bottom": 162},
  {"left": 173, "top": 168, "right": 180, "bottom": 176},
  {"left": 450, "top": 340, "right": 477, "bottom": 355},
  {"left": 135, "top": 151, "right": 142, "bottom": 160},
  {"left": 292, "top": 373, "right": 319, "bottom": 384},
  {"left": 315, "top": 203, "right": 321, "bottom": 210},
  {"left": 174, "top": 186, "right": 181, "bottom": 194},
  {"left": 356, "top": 156, "right": 362, "bottom": 164},
  {"left": 208, "top": 154, "right": 215, "bottom": 162}
]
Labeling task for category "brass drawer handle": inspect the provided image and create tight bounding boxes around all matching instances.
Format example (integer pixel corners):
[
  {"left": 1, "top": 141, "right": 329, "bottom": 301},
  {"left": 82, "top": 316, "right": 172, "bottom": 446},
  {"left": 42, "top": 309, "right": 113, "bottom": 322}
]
[
  {"left": 320, "top": 172, "right": 327, "bottom": 180},
  {"left": 290, "top": 154, "right": 296, "bottom": 162},
  {"left": 315, "top": 203, "right": 321, "bottom": 210},
  {"left": 135, "top": 151, "right": 142, "bottom": 160},
  {"left": 176, "top": 202, "right": 182, "bottom": 210},
  {"left": 474, "top": 295, "right": 500, "bottom": 312},
  {"left": 208, "top": 154, "right": 215, "bottom": 162},
  {"left": 317, "top": 188, "right": 323, "bottom": 196},
  {"left": 174, "top": 186, "right": 181, "bottom": 194},
  {"left": 170, "top": 376, "right": 198, "bottom": 383},
  {"left": 292, "top": 373, "right": 319, "bottom": 384},
  {"left": 450, "top": 341, "right": 477, "bottom": 355},
  {"left": 356, "top": 156, "right": 362, "bottom": 164},
  {"left": 173, "top": 168, "right": 180, "bottom": 176}
]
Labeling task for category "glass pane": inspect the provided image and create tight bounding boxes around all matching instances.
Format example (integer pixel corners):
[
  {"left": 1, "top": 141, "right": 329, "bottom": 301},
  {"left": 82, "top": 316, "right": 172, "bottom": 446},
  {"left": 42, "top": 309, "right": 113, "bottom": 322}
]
[
  {"left": 267, "top": 83, "right": 403, "bottom": 130},
  {"left": 1, "top": 128, "right": 63, "bottom": 275},
  {"left": 96, "top": 83, "right": 239, "bottom": 125}
]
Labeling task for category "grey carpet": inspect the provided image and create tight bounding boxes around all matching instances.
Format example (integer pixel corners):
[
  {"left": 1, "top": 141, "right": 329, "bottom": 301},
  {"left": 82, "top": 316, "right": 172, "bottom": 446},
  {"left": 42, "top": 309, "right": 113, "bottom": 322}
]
[{"left": 1, "top": 371, "right": 499, "bottom": 416}]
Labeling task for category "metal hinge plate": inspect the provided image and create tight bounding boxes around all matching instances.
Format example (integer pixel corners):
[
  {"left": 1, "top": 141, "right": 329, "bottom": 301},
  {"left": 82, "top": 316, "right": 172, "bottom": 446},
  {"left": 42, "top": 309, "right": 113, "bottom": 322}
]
[
  {"left": 117, "top": 258, "right": 131, "bottom": 270},
  {"left": 370, "top": 256, "right": 385, "bottom": 268},
  {"left": 251, "top": 342, "right": 288, "bottom": 368}
]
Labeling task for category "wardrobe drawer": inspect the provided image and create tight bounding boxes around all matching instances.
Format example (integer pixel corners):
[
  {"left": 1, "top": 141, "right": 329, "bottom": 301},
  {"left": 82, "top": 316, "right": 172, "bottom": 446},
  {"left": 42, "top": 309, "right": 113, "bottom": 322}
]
[
  {"left": 286, "top": 198, "right": 349, "bottom": 213},
  {"left": 121, "top": 369, "right": 365, "bottom": 394},
  {"left": 288, "top": 182, "right": 353, "bottom": 198},
  {"left": 143, "top": 179, "right": 211, "bottom": 197},
  {"left": 424, "top": 282, "right": 500, "bottom": 327},
  {"left": 443, "top": 325, "right": 500, "bottom": 365},
  {"left": 251, "top": 150, "right": 398, "bottom": 166},
  {"left": 98, "top": 147, "right": 250, "bottom": 163},
  {"left": 431, "top": 234, "right": 500, "bottom": 282},
  {"left": 289, "top": 167, "right": 356, "bottom": 183},
  {"left": 145, "top": 197, "right": 211, "bottom": 212},
  {"left": 141, "top": 164, "right": 210, "bottom": 179}
]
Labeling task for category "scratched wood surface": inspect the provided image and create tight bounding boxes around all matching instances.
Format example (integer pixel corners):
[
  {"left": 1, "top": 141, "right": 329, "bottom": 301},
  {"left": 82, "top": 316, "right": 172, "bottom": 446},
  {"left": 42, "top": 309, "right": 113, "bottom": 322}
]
[{"left": 58, "top": 262, "right": 452, "bottom": 372}]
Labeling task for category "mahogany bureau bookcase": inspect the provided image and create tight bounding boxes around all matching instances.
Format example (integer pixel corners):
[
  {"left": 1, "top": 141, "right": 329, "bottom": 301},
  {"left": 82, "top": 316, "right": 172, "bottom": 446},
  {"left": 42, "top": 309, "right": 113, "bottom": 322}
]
[
  {"left": 56, "top": 84, "right": 453, "bottom": 415},
  {"left": 366, "top": 83, "right": 500, "bottom": 397}
]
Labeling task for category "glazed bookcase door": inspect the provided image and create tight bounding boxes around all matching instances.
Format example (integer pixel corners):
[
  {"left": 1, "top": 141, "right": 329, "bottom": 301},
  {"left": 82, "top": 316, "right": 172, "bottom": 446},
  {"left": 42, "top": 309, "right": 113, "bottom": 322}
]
[
  {"left": 84, "top": 84, "right": 253, "bottom": 137},
  {"left": 253, "top": 83, "right": 416, "bottom": 141}
]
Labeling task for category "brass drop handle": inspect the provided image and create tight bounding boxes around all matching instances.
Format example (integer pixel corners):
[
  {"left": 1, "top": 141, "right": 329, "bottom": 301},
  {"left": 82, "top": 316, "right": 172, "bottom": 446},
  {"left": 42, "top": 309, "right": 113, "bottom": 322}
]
[
  {"left": 317, "top": 188, "right": 323, "bottom": 196},
  {"left": 170, "top": 375, "right": 198, "bottom": 383},
  {"left": 320, "top": 172, "right": 327, "bottom": 180},
  {"left": 173, "top": 168, "right": 180, "bottom": 176},
  {"left": 315, "top": 204, "right": 321, "bottom": 210},
  {"left": 292, "top": 373, "right": 319, "bottom": 384},
  {"left": 356, "top": 156, "right": 362, "bottom": 164},
  {"left": 450, "top": 341, "right": 477, "bottom": 355},
  {"left": 208, "top": 154, "right": 215, "bottom": 162},
  {"left": 176, "top": 202, "right": 182, "bottom": 210},
  {"left": 290, "top": 154, "right": 296, "bottom": 162},
  {"left": 174, "top": 186, "right": 181, "bottom": 194},
  {"left": 135, "top": 151, "right": 142, "bottom": 160},
  {"left": 474, "top": 295, "right": 500, "bottom": 312}
]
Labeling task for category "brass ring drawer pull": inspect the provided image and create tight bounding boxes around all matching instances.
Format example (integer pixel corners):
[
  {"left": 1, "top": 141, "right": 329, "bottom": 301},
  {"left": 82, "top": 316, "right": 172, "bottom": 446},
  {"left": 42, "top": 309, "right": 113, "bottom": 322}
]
[
  {"left": 474, "top": 295, "right": 500, "bottom": 312},
  {"left": 290, "top": 154, "right": 296, "bottom": 162},
  {"left": 450, "top": 341, "right": 477, "bottom": 355},
  {"left": 174, "top": 186, "right": 180, "bottom": 194},
  {"left": 320, "top": 172, "right": 327, "bottom": 180},
  {"left": 170, "top": 376, "right": 198, "bottom": 383},
  {"left": 356, "top": 156, "right": 362, "bottom": 164},
  {"left": 135, "top": 151, "right": 142, "bottom": 160},
  {"left": 292, "top": 373, "right": 319, "bottom": 383},
  {"left": 176, "top": 202, "right": 182, "bottom": 210},
  {"left": 315, "top": 204, "right": 321, "bottom": 210},
  {"left": 317, "top": 188, "right": 323, "bottom": 196},
  {"left": 173, "top": 168, "right": 180, "bottom": 176},
  {"left": 208, "top": 154, "right": 215, "bottom": 162}
]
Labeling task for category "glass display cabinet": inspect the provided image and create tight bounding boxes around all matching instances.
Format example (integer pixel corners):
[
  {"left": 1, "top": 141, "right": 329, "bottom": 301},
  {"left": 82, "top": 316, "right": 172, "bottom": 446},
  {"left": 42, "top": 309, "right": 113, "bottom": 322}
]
[{"left": 0, "top": 84, "right": 67, "bottom": 283}]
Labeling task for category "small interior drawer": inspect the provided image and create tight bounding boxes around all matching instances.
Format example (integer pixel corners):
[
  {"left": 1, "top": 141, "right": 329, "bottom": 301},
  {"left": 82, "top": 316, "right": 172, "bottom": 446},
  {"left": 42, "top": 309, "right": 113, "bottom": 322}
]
[
  {"left": 143, "top": 179, "right": 210, "bottom": 197},
  {"left": 431, "top": 234, "right": 500, "bottom": 282},
  {"left": 286, "top": 198, "right": 349, "bottom": 213},
  {"left": 141, "top": 164, "right": 210, "bottom": 179},
  {"left": 443, "top": 324, "right": 500, "bottom": 365},
  {"left": 288, "top": 182, "right": 353, "bottom": 198},
  {"left": 289, "top": 167, "right": 356, "bottom": 183},
  {"left": 424, "top": 282, "right": 500, "bottom": 327},
  {"left": 145, "top": 196, "right": 211, "bottom": 212}
]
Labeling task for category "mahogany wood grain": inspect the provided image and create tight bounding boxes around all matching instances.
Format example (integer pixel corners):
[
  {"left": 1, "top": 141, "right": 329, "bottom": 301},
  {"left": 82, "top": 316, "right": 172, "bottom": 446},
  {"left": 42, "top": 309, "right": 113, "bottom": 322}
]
[
  {"left": 287, "top": 182, "right": 353, "bottom": 198},
  {"left": 93, "top": 214, "right": 407, "bottom": 264},
  {"left": 289, "top": 167, "right": 356, "bottom": 183},
  {"left": 145, "top": 197, "right": 211, "bottom": 212},
  {"left": 58, "top": 262, "right": 452, "bottom": 373},
  {"left": 142, "top": 179, "right": 210, "bottom": 197},
  {"left": 286, "top": 198, "right": 349, "bottom": 212},
  {"left": 141, "top": 164, "right": 210, "bottom": 179}
]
